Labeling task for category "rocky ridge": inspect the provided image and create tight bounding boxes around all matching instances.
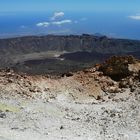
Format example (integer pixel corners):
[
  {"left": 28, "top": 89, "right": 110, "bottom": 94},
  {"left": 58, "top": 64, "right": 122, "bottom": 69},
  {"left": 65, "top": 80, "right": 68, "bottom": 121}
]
[{"left": 0, "top": 34, "right": 140, "bottom": 71}]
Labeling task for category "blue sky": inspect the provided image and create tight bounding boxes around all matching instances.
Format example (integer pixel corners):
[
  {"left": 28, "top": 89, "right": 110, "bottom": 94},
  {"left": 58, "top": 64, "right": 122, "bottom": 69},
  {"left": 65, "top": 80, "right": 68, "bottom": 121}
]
[
  {"left": 0, "top": 0, "right": 140, "bottom": 13},
  {"left": 0, "top": 0, "right": 140, "bottom": 39}
]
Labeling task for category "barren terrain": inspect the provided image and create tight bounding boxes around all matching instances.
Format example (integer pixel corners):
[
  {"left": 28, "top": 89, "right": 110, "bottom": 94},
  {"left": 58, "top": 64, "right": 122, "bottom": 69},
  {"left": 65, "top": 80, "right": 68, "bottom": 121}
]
[{"left": 0, "top": 56, "right": 140, "bottom": 140}]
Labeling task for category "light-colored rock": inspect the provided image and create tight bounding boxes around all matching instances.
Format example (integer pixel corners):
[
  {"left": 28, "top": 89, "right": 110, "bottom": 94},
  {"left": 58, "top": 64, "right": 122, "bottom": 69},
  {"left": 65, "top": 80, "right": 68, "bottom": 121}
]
[{"left": 128, "top": 63, "right": 140, "bottom": 73}]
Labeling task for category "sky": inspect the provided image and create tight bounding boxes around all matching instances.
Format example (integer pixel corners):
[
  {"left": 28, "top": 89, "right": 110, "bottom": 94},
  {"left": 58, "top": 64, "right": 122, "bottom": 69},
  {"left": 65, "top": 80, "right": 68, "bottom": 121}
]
[
  {"left": 0, "top": 0, "right": 140, "bottom": 39},
  {"left": 0, "top": 0, "right": 140, "bottom": 13}
]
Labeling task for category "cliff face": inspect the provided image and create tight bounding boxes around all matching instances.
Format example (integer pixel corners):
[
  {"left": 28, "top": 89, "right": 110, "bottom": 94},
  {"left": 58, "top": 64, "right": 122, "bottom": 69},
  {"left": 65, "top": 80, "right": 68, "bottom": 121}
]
[
  {"left": 0, "top": 34, "right": 140, "bottom": 74},
  {"left": 0, "top": 34, "right": 140, "bottom": 55}
]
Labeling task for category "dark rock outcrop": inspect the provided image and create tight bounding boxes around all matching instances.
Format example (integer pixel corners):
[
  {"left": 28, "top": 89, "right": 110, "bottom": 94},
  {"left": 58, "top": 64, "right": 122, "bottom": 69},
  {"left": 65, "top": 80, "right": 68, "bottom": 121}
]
[
  {"left": 0, "top": 35, "right": 140, "bottom": 56},
  {"left": 99, "top": 56, "right": 139, "bottom": 81}
]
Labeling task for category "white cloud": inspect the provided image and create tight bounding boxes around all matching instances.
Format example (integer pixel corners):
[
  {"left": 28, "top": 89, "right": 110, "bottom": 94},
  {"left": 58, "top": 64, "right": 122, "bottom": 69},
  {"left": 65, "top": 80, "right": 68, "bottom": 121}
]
[
  {"left": 51, "top": 12, "right": 64, "bottom": 20},
  {"left": 128, "top": 15, "right": 140, "bottom": 20},
  {"left": 36, "top": 11, "right": 72, "bottom": 28},
  {"left": 52, "top": 20, "right": 72, "bottom": 25},
  {"left": 36, "top": 20, "right": 72, "bottom": 27},
  {"left": 36, "top": 22, "right": 50, "bottom": 27}
]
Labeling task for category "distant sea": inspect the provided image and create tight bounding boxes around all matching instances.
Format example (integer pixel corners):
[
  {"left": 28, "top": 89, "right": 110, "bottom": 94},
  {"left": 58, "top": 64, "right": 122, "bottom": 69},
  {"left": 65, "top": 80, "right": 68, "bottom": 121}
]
[{"left": 0, "top": 11, "right": 140, "bottom": 40}]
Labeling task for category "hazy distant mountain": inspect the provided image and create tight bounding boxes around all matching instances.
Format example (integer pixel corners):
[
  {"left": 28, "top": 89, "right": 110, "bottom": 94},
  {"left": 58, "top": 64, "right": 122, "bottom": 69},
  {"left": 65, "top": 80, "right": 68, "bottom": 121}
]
[{"left": 93, "top": 33, "right": 104, "bottom": 37}]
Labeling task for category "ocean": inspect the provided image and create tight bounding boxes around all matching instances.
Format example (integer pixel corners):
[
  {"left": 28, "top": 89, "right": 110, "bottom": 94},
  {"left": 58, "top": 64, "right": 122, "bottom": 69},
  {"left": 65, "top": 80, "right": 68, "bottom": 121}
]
[{"left": 0, "top": 11, "right": 140, "bottom": 40}]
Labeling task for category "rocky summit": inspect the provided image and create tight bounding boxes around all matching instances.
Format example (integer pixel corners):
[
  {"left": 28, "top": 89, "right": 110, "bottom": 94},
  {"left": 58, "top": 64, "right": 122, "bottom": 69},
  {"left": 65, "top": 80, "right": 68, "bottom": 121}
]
[{"left": 0, "top": 56, "right": 140, "bottom": 140}]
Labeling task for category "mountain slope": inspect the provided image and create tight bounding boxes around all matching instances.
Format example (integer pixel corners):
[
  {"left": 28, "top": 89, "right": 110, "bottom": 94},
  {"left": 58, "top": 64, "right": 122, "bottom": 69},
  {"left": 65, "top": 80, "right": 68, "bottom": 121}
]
[
  {"left": 0, "top": 34, "right": 140, "bottom": 74},
  {"left": 0, "top": 35, "right": 140, "bottom": 55}
]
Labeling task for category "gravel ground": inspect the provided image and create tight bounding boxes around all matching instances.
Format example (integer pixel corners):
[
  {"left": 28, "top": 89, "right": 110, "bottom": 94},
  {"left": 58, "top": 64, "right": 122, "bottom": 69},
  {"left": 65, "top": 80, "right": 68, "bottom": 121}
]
[
  {"left": 0, "top": 87, "right": 140, "bottom": 140},
  {"left": 0, "top": 68, "right": 140, "bottom": 140}
]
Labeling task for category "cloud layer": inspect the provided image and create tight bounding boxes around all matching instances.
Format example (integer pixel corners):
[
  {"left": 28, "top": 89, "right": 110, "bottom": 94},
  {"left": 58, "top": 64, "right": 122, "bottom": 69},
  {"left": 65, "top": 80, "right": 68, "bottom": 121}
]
[
  {"left": 128, "top": 15, "right": 140, "bottom": 20},
  {"left": 36, "top": 22, "right": 50, "bottom": 27},
  {"left": 51, "top": 12, "right": 64, "bottom": 20},
  {"left": 36, "top": 20, "right": 72, "bottom": 27},
  {"left": 36, "top": 12, "right": 72, "bottom": 27},
  {"left": 52, "top": 20, "right": 72, "bottom": 25},
  {"left": 36, "top": 11, "right": 87, "bottom": 28}
]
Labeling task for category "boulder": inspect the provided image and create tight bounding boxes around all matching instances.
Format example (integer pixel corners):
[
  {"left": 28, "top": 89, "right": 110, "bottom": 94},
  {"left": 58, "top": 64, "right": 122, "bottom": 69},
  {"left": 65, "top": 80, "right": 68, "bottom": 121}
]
[
  {"left": 0, "top": 111, "right": 6, "bottom": 119},
  {"left": 107, "top": 86, "right": 121, "bottom": 93},
  {"left": 61, "top": 72, "right": 73, "bottom": 77},
  {"left": 99, "top": 56, "right": 138, "bottom": 81},
  {"left": 128, "top": 62, "right": 140, "bottom": 73}
]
